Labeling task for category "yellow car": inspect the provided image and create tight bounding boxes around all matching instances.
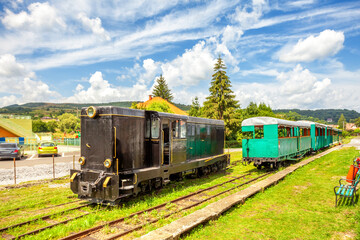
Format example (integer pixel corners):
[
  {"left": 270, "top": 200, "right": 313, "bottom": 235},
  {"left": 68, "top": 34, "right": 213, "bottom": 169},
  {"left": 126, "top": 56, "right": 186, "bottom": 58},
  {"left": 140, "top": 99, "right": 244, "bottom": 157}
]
[{"left": 38, "top": 141, "right": 58, "bottom": 157}]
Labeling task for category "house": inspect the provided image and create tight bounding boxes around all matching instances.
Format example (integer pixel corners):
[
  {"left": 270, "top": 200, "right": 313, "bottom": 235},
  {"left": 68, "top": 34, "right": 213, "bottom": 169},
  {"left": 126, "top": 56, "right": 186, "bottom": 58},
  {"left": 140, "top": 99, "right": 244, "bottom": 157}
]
[
  {"left": 137, "top": 95, "right": 188, "bottom": 115},
  {"left": 0, "top": 115, "right": 35, "bottom": 138}
]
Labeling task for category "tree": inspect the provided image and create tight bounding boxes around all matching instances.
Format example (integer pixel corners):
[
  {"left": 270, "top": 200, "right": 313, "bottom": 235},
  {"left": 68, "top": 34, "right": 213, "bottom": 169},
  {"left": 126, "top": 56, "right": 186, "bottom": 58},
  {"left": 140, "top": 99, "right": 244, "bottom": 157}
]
[
  {"left": 58, "top": 113, "right": 80, "bottom": 133},
  {"left": 146, "top": 102, "right": 173, "bottom": 113},
  {"left": 46, "top": 120, "right": 58, "bottom": 133},
  {"left": 189, "top": 97, "right": 201, "bottom": 117},
  {"left": 338, "top": 114, "right": 346, "bottom": 129},
  {"left": 203, "top": 56, "right": 240, "bottom": 139},
  {"left": 152, "top": 74, "right": 173, "bottom": 102},
  {"left": 355, "top": 117, "right": 360, "bottom": 127},
  {"left": 32, "top": 120, "right": 48, "bottom": 132}
]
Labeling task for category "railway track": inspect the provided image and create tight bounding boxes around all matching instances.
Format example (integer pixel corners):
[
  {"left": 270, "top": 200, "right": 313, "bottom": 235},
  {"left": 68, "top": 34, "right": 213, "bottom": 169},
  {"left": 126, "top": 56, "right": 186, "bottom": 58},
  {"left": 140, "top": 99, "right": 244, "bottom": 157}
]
[
  {"left": 0, "top": 157, "right": 252, "bottom": 239},
  {"left": 2, "top": 198, "right": 82, "bottom": 216},
  {"left": 0, "top": 202, "right": 94, "bottom": 240},
  {"left": 60, "top": 171, "right": 272, "bottom": 240}
]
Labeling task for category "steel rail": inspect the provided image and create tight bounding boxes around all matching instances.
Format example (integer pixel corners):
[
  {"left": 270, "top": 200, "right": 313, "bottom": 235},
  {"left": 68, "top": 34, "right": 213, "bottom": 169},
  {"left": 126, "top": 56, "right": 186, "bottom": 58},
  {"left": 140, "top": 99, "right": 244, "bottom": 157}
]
[
  {"left": 105, "top": 172, "right": 272, "bottom": 240},
  {"left": 60, "top": 172, "right": 270, "bottom": 240},
  {"left": 0, "top": 203, "right": 92, "bottom": 233}
]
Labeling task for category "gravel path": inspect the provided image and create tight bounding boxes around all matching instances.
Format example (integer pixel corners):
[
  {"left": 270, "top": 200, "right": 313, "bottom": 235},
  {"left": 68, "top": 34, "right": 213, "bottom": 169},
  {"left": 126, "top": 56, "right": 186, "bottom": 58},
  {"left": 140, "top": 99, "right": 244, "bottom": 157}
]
[{"left": 0, "top": 162, "right": 80, "bottom": 186}]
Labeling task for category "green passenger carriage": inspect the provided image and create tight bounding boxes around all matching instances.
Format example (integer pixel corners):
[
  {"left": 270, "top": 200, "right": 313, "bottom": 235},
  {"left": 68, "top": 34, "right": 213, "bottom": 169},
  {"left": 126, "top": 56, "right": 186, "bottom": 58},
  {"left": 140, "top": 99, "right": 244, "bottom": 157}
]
[{"left": 242, "top": 117, "right": 342, "bottom": 169}]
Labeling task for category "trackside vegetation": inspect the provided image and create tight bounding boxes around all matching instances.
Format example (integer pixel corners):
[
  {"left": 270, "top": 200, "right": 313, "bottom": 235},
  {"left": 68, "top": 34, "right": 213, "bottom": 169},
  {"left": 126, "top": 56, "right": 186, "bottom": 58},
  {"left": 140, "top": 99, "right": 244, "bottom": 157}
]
[{"left": 184, "top": 147, "right": 360, "bottom": 240}]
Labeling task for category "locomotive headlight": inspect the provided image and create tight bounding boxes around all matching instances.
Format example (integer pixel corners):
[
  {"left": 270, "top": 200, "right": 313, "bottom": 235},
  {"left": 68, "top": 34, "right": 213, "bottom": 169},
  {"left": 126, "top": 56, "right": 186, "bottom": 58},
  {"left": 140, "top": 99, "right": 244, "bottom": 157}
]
[
  {"left": 104, "top": 159, "right": 112, "bottom": 168},
  {"left": 79, "top": 157, "right": 86, "bottom": 165},
  {"left": 86, "top": 106, "right": 97, "bottom": 118}
]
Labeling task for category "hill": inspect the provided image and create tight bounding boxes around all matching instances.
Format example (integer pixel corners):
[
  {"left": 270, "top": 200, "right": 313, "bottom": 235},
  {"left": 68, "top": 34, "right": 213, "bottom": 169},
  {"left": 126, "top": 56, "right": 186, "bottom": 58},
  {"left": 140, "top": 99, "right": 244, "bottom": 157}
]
[
  {"left": 273, "top": 109, "right": 360, "bottom": 123},
  {"left": 0, "top": 101, "right": 190, "bottom": 117}
]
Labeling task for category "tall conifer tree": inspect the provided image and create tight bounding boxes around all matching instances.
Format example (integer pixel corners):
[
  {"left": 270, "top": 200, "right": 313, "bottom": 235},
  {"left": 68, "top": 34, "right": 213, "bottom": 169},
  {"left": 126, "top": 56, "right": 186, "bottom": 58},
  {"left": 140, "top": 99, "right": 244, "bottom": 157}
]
[
  {"left": 203, "top": 56, "right": 240, "bottom": 139},
  {"left": 189, "top": 96, "right": 201, "bottom": 117},
  {"left": 203, "top": 56, "right": 239, "bottom": 120},
  {"left": 152, "top": 75, "right": 173, "bottom": 102}
]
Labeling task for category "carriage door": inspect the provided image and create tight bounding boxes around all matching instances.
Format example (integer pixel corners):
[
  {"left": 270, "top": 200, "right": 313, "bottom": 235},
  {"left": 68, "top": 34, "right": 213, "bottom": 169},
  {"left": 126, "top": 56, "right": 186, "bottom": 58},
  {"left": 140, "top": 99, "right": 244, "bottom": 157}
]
[{"left": 162, "top": 119, "right": 170, "bottom": 165}]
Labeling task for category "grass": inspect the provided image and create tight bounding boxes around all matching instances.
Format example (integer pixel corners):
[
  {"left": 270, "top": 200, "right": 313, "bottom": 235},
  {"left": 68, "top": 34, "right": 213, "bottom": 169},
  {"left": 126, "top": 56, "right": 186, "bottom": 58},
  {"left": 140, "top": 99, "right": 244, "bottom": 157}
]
[
  {"left": 183, "top": 147, "right": 360, "bottom": 240},
  {"left": 0, "top": 150, "right": 255, "bottom": 240}
]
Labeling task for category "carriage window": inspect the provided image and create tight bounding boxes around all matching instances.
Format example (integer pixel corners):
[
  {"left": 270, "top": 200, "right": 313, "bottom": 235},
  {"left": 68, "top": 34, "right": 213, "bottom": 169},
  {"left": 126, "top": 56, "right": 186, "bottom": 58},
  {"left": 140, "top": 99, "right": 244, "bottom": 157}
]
[
  {"left": 146, "top": 119, "right": 151, "bottom": 138},
  {"left": 254, "top": 127, "right": 263, "bottom": 139},
  {"left": 196, "top": 124, "right": 200, "bottom": 136},
  {"left": 242, "top": 131, "right": 253, "bottom": 139},
  {"left": 192, "top": 125, "right": 195, "bottom": 136},
  {"left": 180, "top": 121, "right": 186, "bottom": 138},
  {"left": 278, "top": 127, "right": 286, "bottom": 138},
  {"left": 151, "top": 119, "right": 160, "bottom": 138},
  {"left": 200, "top": 124, "right": 207, "bottom": 140},
  {"left": 207, "top": 125, "right": 211, "bottom": 136},
  {"left": 187, "top": 124, "right": 192, "bottom": 136}
]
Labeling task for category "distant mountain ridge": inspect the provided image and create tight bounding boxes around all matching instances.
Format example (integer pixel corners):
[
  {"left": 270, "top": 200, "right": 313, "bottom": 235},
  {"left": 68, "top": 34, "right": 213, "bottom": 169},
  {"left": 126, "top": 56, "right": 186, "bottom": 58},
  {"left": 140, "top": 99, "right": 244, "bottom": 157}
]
[
  {"left": 273, "top": 109, "right": 360, "bottom": 123},
  {"left": 0, "top": 101, "right": 191, "bottom": 116}
]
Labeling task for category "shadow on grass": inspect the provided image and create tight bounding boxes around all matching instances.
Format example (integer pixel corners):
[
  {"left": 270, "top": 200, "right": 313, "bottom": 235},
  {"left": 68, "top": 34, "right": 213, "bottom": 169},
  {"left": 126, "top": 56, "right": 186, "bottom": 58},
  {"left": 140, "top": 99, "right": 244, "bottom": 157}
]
[{"left": 336, "top": 194, "right": 359, "bottom": 207}]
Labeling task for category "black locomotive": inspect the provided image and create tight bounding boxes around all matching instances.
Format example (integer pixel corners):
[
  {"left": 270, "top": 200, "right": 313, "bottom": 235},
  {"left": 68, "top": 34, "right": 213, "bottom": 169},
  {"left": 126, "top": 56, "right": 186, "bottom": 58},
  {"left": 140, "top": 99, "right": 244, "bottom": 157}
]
[{"left": 70, "top": 106, "right": 229, "bottom": 204}]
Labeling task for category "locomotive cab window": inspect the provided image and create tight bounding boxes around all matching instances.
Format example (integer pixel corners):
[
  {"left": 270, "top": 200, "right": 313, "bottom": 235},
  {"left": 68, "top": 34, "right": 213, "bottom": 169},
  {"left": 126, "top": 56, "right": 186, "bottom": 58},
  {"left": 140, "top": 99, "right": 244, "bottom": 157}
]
[
  {"left": 151, "top": 118, "right": 160, "bottom": 139},
  {"left": 180, "top": 120, "right": 186, "bottom": 138}
]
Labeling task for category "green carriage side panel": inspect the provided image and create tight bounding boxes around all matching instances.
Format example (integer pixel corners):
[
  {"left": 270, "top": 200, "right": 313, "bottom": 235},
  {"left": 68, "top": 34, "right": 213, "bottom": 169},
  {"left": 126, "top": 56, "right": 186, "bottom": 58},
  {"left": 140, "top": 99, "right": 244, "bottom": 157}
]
[
  {"left": 299, "top": 136, "right": 311, "bottom": 152},
  {"left": 278, "top": 138, "right": 298, "bottom": 157},
  {"left": 310, "top": 124, "right": 316, "bottom": 150},
  {"left": 242, "top": 125, "right": 254, "bottom": 134},
  {"left": 264, "top": 125, "right": 278, "bottom": 139},
  {"left": 242, "top": 139, "right": 278, "bottom": 158}
]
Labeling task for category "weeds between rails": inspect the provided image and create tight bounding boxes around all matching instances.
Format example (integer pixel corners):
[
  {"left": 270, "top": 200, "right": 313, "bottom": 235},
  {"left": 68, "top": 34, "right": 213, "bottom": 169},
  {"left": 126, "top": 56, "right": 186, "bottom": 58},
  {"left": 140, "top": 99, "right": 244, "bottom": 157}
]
[
  {"left": 1, "top": 155, "right": 258, "bottom": 239},
  {"left": 60, "top": 172, "right": 273, "bottom": 240},
  {"left": 0, "top": 203, "right": 97, "bottom": 239}
]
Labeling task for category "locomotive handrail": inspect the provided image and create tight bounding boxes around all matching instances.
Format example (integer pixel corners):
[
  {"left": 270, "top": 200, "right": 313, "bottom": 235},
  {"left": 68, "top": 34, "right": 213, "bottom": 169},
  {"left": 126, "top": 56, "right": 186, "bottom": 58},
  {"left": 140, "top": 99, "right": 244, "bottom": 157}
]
[
  {"left": 161, "top": 130, "right": 164, "bottom": 165},
  {"left": 114, "top": 126, "right": 117, "bottom": 159}
]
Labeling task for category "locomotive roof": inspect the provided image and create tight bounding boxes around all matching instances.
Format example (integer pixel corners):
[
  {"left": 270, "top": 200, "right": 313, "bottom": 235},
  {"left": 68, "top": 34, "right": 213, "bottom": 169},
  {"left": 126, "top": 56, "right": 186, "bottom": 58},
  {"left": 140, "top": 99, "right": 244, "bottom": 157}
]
[
  {"left": 81, "top": 106, "right": 224, "bottom": 126},
  {"left": 242, "top": 117, "right": 311, "bottom": 128},
  {"left": 157, "top": 112, "right": 224, "bottom": 125}
]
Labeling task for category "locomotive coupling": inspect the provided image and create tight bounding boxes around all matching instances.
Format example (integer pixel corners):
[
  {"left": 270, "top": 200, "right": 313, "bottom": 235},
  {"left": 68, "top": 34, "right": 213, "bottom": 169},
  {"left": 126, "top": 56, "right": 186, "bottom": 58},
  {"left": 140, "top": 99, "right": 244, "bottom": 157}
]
[{"left": 70, "top": 169, "right": 120, "bottom": 201}]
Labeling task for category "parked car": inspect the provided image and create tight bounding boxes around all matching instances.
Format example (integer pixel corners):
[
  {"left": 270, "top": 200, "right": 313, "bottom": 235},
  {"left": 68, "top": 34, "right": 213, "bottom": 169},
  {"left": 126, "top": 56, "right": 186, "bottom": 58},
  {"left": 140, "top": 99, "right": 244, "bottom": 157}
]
[
  {"left": 0, "top": 143, "right": 24, "bottom": 160},
  {"left": 38, "top": 141, "right": 58, "bottom": 157}
]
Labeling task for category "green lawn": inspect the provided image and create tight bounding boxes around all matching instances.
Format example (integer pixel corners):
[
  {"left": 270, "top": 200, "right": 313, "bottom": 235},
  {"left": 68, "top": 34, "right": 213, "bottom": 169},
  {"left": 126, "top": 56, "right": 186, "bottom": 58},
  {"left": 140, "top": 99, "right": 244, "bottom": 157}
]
[{"left": 184, "top": 147, "right": 360, "bottom": 240}]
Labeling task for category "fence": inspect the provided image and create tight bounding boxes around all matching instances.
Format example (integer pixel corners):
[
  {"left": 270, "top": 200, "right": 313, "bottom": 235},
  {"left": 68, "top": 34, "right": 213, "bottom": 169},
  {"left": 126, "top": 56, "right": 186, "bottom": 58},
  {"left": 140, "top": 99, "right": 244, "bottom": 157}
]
[
  {"left": 0, "top": 137, "right": 38, "bottom": 151},
  {"left": 54, "top": 138, "right": 81, "bottom": 146},
  {"left": 225, "top": 140, "right": 242, "bottom": 148}
]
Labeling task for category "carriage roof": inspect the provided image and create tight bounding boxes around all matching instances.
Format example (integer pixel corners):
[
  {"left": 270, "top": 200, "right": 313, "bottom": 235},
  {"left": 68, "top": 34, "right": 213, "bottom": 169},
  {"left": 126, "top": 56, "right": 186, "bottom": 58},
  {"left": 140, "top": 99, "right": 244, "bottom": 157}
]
[{"left": 242, "top": 117, "right": 311, "bottom": 128}]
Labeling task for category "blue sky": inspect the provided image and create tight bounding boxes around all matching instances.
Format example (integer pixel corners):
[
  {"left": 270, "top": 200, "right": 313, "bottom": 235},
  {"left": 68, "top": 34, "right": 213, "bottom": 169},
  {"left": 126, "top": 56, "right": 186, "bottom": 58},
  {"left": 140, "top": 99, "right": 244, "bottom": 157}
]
[{"left": 0, "top": 0, "right": 359, "bottom": 111}]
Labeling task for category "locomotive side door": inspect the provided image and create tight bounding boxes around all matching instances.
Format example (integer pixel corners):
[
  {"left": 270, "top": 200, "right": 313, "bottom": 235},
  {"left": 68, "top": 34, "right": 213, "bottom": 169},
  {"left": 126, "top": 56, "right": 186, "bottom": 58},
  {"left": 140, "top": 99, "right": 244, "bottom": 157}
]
[
  {"left": 145, "top": 112, "right": 161, "bottom": 167},
  {"left": 161, "top": 119, "right": 170, "bottom": 165}
]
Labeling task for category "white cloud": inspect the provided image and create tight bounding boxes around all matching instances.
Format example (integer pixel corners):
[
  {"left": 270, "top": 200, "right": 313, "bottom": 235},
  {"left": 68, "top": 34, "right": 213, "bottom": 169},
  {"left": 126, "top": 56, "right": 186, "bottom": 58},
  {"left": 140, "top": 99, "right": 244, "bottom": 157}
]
[
  {"left": 278, "top": 29, "right": 344, "bottom": 62},
  {"left": 234, "top": 64, "right": 334, "bottom": 109},
  {"left": 0, "top": 54, "right": 58, "bottom": 107},
  {"left": 77, "top": 13, "right": 110, "bottom": 41},
  {"left": 161, "top": 41, "right": 215, "bottom": 87},
  {"left": 67, "top": 71, "right": 150, "bottom": 103},
  {"left": 2, "top": 2, "right": 66, "bottom": 31},
  {"left": 141, "top": 59, "right": 160, "bottom": 83},
  {"left": 231, "top": 0, "right": 268, "bottom": 30}
]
